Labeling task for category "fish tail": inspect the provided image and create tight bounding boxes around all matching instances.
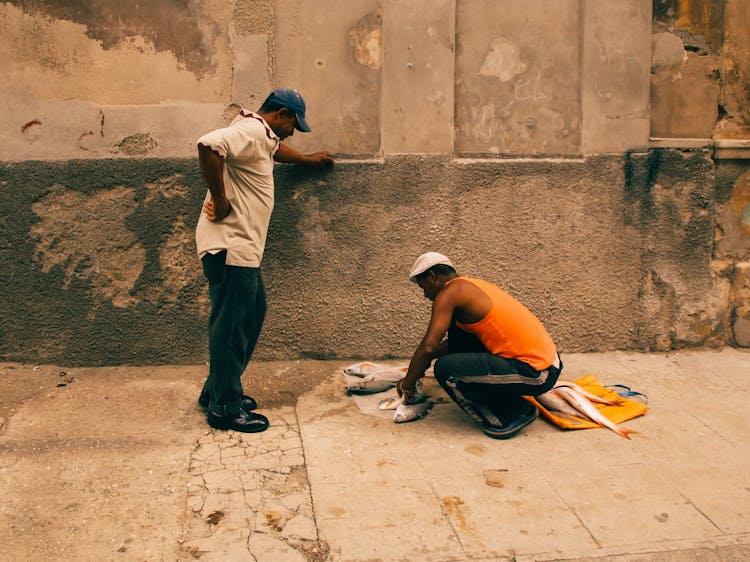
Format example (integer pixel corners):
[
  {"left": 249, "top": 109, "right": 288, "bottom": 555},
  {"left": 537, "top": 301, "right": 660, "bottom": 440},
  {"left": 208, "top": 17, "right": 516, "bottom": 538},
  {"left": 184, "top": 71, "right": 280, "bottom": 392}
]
[{"left": 616, "top": 427, "right": 638, "bottom": 440}]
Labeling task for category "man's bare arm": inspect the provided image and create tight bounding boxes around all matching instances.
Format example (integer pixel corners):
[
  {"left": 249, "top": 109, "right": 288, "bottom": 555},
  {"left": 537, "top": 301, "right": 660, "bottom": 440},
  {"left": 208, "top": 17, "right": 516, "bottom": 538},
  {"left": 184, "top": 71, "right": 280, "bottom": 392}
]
[
  {"left": 399, "top": 289, "right": 456, "bottom": 400},
  {"left": 198, "top": 144, "right": 230, "bottom": 221},
  {"left": 274, "top": 143, "right": 334, "bottom": 167}
]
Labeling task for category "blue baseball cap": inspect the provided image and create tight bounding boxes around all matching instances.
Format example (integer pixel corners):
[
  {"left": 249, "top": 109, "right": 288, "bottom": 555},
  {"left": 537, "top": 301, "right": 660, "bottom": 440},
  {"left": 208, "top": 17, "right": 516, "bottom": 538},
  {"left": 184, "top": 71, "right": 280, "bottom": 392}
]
[{"left": 265, "top": 88, "right": 312, "bottom": 132}]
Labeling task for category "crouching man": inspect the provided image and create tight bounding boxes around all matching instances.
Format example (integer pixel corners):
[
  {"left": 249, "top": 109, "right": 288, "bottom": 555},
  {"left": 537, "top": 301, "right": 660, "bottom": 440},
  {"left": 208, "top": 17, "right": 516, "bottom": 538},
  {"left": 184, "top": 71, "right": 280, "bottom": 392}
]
[{"left": 398, "top": 252, "right": 563, "bottom": 439}]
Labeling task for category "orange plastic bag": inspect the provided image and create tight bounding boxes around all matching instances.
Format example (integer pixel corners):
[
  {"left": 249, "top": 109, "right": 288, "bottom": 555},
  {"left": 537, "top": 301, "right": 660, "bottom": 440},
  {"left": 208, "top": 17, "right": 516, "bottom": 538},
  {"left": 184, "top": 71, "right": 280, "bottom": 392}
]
[{"left": 525, "top": 374, "right": 647, "bottom": 430}]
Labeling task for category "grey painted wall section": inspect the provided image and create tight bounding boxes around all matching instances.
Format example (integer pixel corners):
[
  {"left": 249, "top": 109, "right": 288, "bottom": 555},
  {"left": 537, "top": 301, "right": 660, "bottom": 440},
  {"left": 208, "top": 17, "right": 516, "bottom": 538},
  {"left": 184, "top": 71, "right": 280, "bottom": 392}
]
[
  {"left": 455, "top": 0, "right": 582, "bottom": 154},
  {"left": 581, "top": 0, "right": 651, "bottom": 153},
  {"left": 274, "top": 0, "right": 383, "bottom": 155},
  {"left": 381, "top": 0, "right": 455, "bottom": 153}
]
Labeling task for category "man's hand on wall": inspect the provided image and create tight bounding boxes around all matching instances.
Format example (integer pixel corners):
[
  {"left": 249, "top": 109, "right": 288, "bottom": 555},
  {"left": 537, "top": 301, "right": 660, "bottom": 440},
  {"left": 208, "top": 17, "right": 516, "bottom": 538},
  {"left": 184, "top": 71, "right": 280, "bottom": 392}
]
[{"left": 303, "top": 151, "right": 334, "bottom": 168}]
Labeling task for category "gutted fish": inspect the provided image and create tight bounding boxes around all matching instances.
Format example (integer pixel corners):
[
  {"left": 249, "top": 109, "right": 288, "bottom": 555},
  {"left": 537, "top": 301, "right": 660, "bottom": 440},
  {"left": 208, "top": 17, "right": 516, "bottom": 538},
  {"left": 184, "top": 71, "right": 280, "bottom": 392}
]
[
  {"left": 346, "top": 378, "right": 398, "bottom": 395},
  {"left": 378, "top": 397, "right": 402, "bottom": 410},
  {"left": 536, "top": 390, "right": 581, "bottom": 418},
  {"left": 393, "top": 399, "right": 433, "bottom": 423},
  {"left": 552, "top": 386, "right": 636, "bottom": 440},
  {"left": 552, "top": 380, "right": 617, "bottom": 405},
  {"left": 378, "top": 387, "right": 427, "bottom": 411},
  {"left": 377, "top": 386, "right": 432, "bottom": 422},
  {"left": 342, "top": 362, "right": 407, "bottom": 382},
  {"left": 343, "top": 362, "right": 379, "bottom": 376}
]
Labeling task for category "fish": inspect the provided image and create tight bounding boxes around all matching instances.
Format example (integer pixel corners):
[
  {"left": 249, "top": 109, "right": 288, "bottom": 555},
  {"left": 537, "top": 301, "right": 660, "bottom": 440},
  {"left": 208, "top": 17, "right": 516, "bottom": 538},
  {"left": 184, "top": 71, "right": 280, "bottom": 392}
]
[
  {"left": 378, "top": 388, "right": 427, "bottom": 411},
  {"left": 536, "top": 389, "right": 582, "bottom": 418},
  {"left": 393, "top": 399, "right": 433, "bottom": 423},
  {"left": 342, "top": 362, "right": 380, "bottom": 377},
  {"left": 552, "top": 380, "right": 618, "bottom": 405},
  {"left": 342, "top": 362, "right": 407, "bottom": 382},
  {"left": 378, "top": 397, "right": 402, "bottom": 410},
  {"left": 377, "top": 388, "right": 432, "bottom": 422},
  {"left": 346, "top": 377, "right": 398, "bottom": 395},
  {"left": 552, "top": 386, "right": 636, "bottom": 439}
]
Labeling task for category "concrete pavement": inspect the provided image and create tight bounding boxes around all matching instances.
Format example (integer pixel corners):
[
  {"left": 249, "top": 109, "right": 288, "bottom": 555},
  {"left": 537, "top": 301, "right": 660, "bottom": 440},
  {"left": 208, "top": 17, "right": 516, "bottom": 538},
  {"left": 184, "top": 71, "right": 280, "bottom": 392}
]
[{"left": 1, "top": 349, "right": 749, "bottom": 561}]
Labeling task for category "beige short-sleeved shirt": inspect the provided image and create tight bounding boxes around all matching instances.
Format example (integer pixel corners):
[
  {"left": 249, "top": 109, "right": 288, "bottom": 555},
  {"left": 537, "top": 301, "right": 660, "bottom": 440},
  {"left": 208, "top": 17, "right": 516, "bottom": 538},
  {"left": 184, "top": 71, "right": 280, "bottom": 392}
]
[{"left": 195, "top": 111, "right": 280, "bottom": 267}]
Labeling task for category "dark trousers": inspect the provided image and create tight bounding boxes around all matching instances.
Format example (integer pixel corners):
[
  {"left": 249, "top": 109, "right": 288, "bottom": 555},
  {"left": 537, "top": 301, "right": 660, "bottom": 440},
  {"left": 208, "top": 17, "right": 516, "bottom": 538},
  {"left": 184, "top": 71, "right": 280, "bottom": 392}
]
[
  {"left": 434, "top": 324, "right": 562, "bottom": 427},
  {"left": 201, "top": 251, "right": 266, "bottom": 416}
]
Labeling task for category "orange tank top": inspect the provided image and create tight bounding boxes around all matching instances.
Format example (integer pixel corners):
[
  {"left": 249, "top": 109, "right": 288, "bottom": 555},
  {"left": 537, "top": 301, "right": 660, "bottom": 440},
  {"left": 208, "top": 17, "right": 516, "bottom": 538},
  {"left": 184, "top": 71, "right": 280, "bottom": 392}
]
[{"left": 449, "top": 277, "right": 557, "bottom": 371}]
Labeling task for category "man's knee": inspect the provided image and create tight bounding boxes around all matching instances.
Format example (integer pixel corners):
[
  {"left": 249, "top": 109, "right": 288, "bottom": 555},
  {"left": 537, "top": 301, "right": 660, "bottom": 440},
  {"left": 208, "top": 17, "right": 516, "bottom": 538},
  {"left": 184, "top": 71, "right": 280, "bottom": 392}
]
[{"left": 433, "top": 357, "right": 454, "bottom": 384}]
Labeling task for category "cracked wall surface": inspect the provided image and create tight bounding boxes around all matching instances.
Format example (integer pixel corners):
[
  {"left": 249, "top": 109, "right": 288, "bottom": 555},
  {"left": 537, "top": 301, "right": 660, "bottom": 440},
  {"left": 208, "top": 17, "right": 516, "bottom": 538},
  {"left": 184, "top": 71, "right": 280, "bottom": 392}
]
[{"left": 652, "top": 0, "right": 750, "bottom": 139}]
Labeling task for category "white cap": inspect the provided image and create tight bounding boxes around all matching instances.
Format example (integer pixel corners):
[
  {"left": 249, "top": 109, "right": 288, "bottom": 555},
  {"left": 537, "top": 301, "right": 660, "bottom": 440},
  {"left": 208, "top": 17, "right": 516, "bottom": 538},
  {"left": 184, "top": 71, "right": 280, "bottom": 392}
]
[{"left": 409, "top": 252, "right": 454, "bottom": 281}]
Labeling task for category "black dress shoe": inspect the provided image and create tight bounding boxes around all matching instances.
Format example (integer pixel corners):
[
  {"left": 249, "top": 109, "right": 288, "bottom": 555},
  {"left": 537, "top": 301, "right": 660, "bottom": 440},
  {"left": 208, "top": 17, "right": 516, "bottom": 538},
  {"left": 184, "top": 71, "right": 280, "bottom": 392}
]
[
  {"left": 198, "top": 392, "right": 257, "bottom": 412},
  {"left": 207, "top": 409, "right": 269, "bottom": 433}
]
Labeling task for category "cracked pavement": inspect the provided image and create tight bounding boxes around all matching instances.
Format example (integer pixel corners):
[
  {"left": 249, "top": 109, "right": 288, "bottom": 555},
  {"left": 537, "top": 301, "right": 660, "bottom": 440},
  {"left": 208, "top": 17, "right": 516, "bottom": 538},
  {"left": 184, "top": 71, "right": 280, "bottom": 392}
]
[
  {"left": 182, "top": 408, "right": 328, "bottom": 561},
  {"left": 1, "top": 350, "right": 749, "bottom": 561}
]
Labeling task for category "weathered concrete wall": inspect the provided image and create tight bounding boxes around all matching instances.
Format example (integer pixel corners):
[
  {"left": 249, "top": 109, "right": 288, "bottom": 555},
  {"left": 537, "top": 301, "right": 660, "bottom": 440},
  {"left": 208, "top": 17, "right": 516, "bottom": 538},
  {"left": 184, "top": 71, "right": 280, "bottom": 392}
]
[
  {"left": 1, "top": 0, "right": 749, "bottom": 365},
  {"left": 0, "top": 1, "right": 233, "bottom": 160},
  {"left": 714, "top": 160, "right": 750, "bottom": 346},
  {"left": 0, "top": 151, "right": 734, "bottom": 365},
  {"left": 652, "top": 0, "right": 750, "bottom": 139}
]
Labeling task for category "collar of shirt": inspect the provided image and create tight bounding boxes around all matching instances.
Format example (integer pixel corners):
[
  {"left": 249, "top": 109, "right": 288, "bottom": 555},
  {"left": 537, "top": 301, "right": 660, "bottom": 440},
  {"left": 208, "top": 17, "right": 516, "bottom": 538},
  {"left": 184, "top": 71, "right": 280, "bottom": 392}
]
[{"left": 239, "top": 109, "right": 279, "bottom": 141}]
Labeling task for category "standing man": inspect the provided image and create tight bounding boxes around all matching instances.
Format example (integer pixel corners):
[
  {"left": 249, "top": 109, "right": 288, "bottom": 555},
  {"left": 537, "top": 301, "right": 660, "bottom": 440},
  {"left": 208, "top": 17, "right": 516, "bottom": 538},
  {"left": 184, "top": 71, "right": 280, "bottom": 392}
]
[
  {"left": 196, "top": 88, "right": 333, "bottom": 433},
  {"left": 398, "top": 252, "right": 562, "bottom": 439}
]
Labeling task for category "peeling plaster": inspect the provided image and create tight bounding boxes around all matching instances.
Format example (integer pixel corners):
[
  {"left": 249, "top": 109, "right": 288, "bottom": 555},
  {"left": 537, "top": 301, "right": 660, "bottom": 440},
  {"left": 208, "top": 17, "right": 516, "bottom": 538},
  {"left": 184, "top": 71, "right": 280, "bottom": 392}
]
[
  {"left": 158, "top": 216, "right": 206, "bottom": 308},
  {"left": 479, "top": 37, "right": 528, "bottom": 82},
  {"left": 0, "top": 2, "right": 232, "bottom": 104},
  {"left": 732, "top": 262, "right": 750, "bottom": 345},
  {"left": 730, "top": 170, "right": 750, "bottom": 236},
  {"left": 651, "top": 32, "right": 687, "bottom": 71},
  {"left": 30, "top": 185, "right": 145, "bottom": 308},
  {"left": 114, "top": 133, "right": 158, "bottom": 155},
  {"left": 714, "top": 168, "right": 750, "bottom": 260},
  {"left": 653, "top": 0, "right": 750, "bottom": 139},
  {"left": 6, "top": 0, "right": 220, "bottom": 77},
  {"left": 348, "top": 12, "right": 382, "bottom": 70}
]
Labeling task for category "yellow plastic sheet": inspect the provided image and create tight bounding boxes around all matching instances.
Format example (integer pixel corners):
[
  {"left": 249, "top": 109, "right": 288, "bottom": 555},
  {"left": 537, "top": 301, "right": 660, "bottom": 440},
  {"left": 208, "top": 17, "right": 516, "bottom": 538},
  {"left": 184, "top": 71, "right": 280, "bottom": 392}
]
[{"left": 525, "top": 374, "right": 648, "bottom": 430}]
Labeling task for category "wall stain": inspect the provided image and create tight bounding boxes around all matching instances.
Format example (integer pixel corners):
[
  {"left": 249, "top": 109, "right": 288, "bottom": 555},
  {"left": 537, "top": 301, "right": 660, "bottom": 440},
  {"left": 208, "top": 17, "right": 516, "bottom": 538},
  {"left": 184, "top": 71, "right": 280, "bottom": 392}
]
[
  {"left": 348, "top": 12, "right": 382, "bottom": 70},
  {"left": 157, "top": 216, "right": 207, "bottom": 308},
  {"left": 7, "top": 0, "right": 218, "bottom": 77},
  {"left": 77, "top": 130, "right": 94, "bottom": 151},
  {"left": 21, "top": 119, "right": 42, "bottom": 133}
]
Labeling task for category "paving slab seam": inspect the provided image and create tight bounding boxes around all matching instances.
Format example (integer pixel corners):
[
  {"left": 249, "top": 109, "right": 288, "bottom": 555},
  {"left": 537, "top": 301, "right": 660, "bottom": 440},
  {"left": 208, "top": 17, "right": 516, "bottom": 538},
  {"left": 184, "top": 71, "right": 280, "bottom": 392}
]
[
  {"left": 426, "top": 479, "right": 471, "bottom": 555},
  {"left": 179, "top": 406, "right": 330, "bottom": 562},
  {"left": 515, "top": 535, "right": 750, "bottom": 562},
  {"left": 545, "top": 478, "right": 602, "bottom": 550}
]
